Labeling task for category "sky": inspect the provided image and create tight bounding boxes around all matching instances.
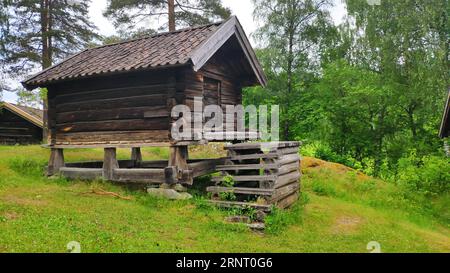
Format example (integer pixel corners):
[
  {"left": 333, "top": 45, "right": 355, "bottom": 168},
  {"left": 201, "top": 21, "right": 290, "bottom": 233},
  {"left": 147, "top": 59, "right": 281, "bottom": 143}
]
[{"left": 2, "top": 0, "right": 347, "bottom": 103}]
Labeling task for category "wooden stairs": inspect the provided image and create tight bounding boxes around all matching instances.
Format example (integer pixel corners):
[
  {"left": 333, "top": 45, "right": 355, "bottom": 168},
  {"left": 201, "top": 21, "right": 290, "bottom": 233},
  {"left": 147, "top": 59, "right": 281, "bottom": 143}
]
[{"left": 207, "top": 142, "right": 301, "bottom": 212}]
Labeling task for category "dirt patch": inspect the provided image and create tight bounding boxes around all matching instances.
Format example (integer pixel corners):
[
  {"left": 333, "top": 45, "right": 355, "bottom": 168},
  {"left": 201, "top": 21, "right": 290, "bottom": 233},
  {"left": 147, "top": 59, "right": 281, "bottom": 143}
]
[
  {"left": 1, "top": 194, "right": 48, "bottom": 207},
  {"left": 2, "top": 211, "right": 20, "bottom": 221},
  {"left": 302, "top": 156, "right": 370, "bottom": 181},
  {"left": 332, "top": 216, "right": 364, "bottom": 235}
]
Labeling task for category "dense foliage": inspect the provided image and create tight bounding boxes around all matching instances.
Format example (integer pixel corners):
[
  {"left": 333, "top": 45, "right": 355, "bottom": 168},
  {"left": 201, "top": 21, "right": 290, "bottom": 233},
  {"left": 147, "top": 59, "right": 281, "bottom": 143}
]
[
  {"left": 0, "top": 0, "right": 447, "bottom": 195},
  {"left": 246, "top": 0, "right": 449, "bottom": 194}
]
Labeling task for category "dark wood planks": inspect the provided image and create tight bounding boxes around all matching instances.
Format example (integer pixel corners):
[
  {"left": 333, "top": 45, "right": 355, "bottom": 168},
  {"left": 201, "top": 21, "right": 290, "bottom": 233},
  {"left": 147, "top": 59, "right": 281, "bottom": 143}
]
[
  {"left": 0, "top": 109, "right": 42, "bottom": 144},
  {"left": 208, "top": 142, "right": 301, "bottom": 210},
  {"left": 47, "top": 68, "right": 178, "bottom": 146}
]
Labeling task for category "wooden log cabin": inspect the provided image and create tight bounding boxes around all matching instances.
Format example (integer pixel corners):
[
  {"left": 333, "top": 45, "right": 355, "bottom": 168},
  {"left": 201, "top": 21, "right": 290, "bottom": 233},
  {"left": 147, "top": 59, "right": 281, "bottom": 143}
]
[
  {"left": 21, "top": 16, "right": 269, "bottom": 185},
  {"left": 0, "top": 102, "right": 43, "bottom": 145}
]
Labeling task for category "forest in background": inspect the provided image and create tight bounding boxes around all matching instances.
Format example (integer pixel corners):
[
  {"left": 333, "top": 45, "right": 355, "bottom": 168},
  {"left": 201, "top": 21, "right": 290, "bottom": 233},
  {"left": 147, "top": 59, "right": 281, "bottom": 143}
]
[{"left": 0, "top": 0, "right": 449, "bottom": 198}]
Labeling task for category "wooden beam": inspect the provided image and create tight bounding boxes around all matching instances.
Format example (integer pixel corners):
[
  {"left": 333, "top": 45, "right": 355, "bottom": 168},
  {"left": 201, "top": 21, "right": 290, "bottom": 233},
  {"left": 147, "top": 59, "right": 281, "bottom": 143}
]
[
  {"left": 131, "top": 147, "right": 142, "bottom": 167},
  {"left": 60, "top": 167, "right": 102, "bottom": 180},
  {"left": 103, "top": 148, "right": 119, "bottom": 180},
  {"left": 207, "top": 186, "right": 274, "bottom": 196},
  {"left": 167, "top": 145, "right": 192, "bottom": 184},
  {"left": 216, "top": 163, "right": 279, "bottom": 171},
  {"left": 207, "top": 200, "right": 271, "bottom": 212},
  {"left": 113, "top": 168, "right": 166, "bottom": 184}
]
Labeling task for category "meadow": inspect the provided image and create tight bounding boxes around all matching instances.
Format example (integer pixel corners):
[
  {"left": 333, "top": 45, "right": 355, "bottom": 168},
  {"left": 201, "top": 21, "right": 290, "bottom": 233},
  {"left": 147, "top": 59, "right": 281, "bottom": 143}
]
[{"left": 0, "top": 145, "right": 448, "bottom": 253}]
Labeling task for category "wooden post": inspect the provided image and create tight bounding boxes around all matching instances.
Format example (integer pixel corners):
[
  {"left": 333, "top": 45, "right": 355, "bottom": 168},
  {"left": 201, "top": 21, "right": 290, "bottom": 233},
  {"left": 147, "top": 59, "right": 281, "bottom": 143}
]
[
  {"left": 131, "top": 147, "right": 142, "bottom": 167},
  {"left": 165, "top": 145, "right": 192, "bottom": 184},
  {"left": 103, "top": 148, "right": 119, "bottom": 181},
  {"left": 47, "top": 148, "right": 64, "bottom": 176}
]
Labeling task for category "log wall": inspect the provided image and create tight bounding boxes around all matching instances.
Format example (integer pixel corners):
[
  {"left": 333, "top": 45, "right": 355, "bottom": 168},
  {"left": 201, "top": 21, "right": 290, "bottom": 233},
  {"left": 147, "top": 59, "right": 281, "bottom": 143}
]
[
  {"left": 47, "top": 69, "right": 178, "bottom": 146},
  {"left": 0, "top": 109, "right": 42, "bottom": 144}
]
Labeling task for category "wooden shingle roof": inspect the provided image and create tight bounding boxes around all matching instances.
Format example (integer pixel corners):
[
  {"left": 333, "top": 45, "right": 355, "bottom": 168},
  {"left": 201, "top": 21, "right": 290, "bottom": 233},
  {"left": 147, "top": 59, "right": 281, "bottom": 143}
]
[
  {"left": 23, "top": 16, "right": 267, "bottom": 90},
  {"left": 0, "top": 102, "right": 43, "bottom": 128}
]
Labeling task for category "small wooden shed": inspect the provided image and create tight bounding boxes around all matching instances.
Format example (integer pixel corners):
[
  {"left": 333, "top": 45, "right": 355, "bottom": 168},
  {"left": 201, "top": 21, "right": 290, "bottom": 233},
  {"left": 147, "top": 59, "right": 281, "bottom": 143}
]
[
  {"left": 439, "top": 90, "right": 450, "bottom": 138},
  {"left": 0, "top": 102, "right": 43, "bottom": 145},
  {"left": 22, "top": 16, "right": 268, "bottom": 185}
]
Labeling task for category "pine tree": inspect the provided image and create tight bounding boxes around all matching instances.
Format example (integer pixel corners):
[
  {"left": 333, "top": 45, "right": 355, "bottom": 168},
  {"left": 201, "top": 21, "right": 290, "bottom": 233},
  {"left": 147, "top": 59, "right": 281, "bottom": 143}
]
[
  {"left": 0, "top": 0, "right": 99, "bottom": 141},
  {"left": 104, "top": 0, "right": 231, "bottom": 33}
]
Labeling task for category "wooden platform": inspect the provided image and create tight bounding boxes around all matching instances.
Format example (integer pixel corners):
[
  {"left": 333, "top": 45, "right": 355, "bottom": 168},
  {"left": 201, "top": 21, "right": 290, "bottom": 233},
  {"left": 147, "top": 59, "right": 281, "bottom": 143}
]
[
  {"left": 55, "top": 155, "right": 225, "bottom": 185},
  {"left": 207, "top": 141, "right": 301, "bottom": 211}
]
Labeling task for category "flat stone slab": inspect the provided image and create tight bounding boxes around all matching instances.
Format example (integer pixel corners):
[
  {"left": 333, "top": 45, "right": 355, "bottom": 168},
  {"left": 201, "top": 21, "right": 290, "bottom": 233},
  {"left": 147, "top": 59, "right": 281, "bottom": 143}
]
[
  {"left": 247, "top": 222, "right": 265, "bottom": 230},
  {"left": 225, "top": 215, "right": 251, "bottom": 224},
  {"left": 147, "top": 188, "right": 192, "bottom": 200}
]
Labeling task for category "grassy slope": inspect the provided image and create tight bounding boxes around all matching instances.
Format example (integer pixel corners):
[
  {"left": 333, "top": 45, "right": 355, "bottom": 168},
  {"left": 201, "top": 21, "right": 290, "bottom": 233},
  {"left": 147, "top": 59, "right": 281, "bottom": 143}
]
[{"left": 0, "top": 145, "right": 448, "bottom": 253}]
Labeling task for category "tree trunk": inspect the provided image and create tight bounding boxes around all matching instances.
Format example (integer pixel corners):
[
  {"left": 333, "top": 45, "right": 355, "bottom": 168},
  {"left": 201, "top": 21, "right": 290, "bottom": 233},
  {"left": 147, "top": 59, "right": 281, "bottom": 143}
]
[
  {"left": 41, "top": 0, "right": 52, "bottom": 143},
  {"left": 168, "top": 0, "right": 175, "bottom": 31},
  {"left": 284, "top": 25, "right": 294, "bottom": 141}
]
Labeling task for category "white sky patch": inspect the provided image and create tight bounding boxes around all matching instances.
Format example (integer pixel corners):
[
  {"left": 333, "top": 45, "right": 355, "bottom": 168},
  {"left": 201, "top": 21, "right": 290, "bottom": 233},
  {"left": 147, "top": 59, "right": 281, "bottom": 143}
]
[{"left": 3, "top": 0, "right": 347, "bottom": 103}]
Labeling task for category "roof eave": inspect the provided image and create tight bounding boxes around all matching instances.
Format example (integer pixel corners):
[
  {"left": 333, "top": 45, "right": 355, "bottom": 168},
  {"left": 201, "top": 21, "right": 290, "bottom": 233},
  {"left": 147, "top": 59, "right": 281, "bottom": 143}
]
[
  {"left": 0, "top": 102, "right": 44, "bottom": 128},
  {"left": 190, "top": 16, "right": 268, "bottom": 88}
]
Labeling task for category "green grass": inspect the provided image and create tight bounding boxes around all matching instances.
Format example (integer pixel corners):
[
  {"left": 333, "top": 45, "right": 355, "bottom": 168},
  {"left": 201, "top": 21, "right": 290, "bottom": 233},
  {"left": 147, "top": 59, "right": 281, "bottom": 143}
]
[{"left": 0, "top": 145, "right": 448, "bottom": 253}]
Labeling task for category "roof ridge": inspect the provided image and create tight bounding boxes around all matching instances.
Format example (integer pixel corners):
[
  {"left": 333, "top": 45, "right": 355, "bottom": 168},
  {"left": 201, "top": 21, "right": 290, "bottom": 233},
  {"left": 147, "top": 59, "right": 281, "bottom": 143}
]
[{"left": 85, "top": 20, "right": 225, "bottom": 52}]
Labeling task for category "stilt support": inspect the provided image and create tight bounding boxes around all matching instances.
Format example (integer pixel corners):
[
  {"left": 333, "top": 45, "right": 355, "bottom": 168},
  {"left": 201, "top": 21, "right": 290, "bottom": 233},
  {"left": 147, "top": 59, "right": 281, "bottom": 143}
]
[
  {"left": 48, "top": 148, "right": 64, "bottom": 176},
  {"left": 131, "top": 147, "right": 142, "bottom": 167},
  {"left": 165, "top": 145, "right": 193, "bottom": 185},
  {"left": 103, "top": 148, "right": 119, "bottom": 180}
]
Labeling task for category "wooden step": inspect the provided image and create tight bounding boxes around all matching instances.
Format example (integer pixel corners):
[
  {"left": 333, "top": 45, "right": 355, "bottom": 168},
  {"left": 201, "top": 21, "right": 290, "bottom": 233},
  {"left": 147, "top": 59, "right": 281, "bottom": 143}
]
[
  {"left": 212, "top": 175, "right": 277, "bottom": 182},
  {"left": 229, "top": 153, "right": 279, "bottom": 160},
  {"left": 207, "top": 186, "right": 274, "bottom": 196},
  {"left": 225, "top": 141, "right": 301, "bottom": 150},
  {"left": 216, "top": 163, "right": 279, "bottom": 171},
  {"left": 208, "top": 200, "right": 272, "bottom": 212}
]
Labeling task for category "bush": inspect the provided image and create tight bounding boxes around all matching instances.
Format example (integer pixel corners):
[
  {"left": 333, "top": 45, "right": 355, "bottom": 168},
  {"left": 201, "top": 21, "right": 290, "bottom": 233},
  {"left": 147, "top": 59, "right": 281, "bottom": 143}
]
[{"left": 396, "top": 154, "right": 450, "bottom": 196}]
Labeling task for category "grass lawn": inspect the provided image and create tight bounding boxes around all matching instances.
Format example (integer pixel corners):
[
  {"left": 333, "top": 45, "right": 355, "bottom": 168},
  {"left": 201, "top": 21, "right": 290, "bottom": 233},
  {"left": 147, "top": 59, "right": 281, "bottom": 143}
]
[{"left": 0, "top": 145, "right": 448, "bottom": 253}]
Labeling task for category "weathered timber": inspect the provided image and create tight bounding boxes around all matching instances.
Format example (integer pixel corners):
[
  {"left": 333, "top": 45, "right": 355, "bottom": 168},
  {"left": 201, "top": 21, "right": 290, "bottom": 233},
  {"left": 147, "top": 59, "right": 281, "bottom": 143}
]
[
  {"left": 188, "top": 158, "right": 225, "bottom": 177},
  {"left": 113, "top": 168, "right": 166, "bottom": 184},
  {"left": 211, "top": 175, "right": 277, "bottom": 182},
  {"left": 131, "top": 147, "right": 143, "bottom": 167},
  {"left": 277, "top": 154, "right": 300, "bottom": 165},
  {"left": 278, "top": 161, "right": 300, "bottom": 175},
  {"left": 208, "top": 200, "right": 271, "bottom": 212},
  {"left": 276, "top": 191, "right": 299, "bottom": 209},
  {"left": 103, "top": 148, "right": 119, "bottom": 180},
  {"left": 167, "top": 145, "right": 192, "bottom": 184},
  {"left": 271, "top": 183, "right": 300, "bottom": 202},
  {"left": 229, "top": 153, "right": 279, "bottom": 161},
  {"left": 275, "top": 171, "right": 301, "bottom": 189},
  {"left": 215, "top": 163, "right": 279, "bottom": 171},
  {"left": 207, "top": 186, "right": 274, "bottom": 196},
  {"left": 209, "top": 142, "right": 301, "bottom": 211},
  {"left": 48, "top": 148, "right": 64, "bottom": 176},
  {"left": 60, "top": 167, "right": 102, "bottom": 180},
  {"left": 224, "top": 141, "right": 300, "bottom": 150}
]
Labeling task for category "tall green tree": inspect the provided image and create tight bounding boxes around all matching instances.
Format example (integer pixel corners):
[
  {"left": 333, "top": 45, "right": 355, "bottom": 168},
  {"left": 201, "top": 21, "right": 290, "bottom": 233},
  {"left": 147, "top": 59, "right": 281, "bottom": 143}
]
[
  {"left": 251, "top": 0, "right": 336, "bottom": 140},
  {"left": 104, "top": 0, "right": 231, "bottom": 33},
  {"left": 345, "top": 0, "right": 448, "bottom": 151},
  {"left": 0, "top": 0, "right": 99, "bottom": 140}
]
